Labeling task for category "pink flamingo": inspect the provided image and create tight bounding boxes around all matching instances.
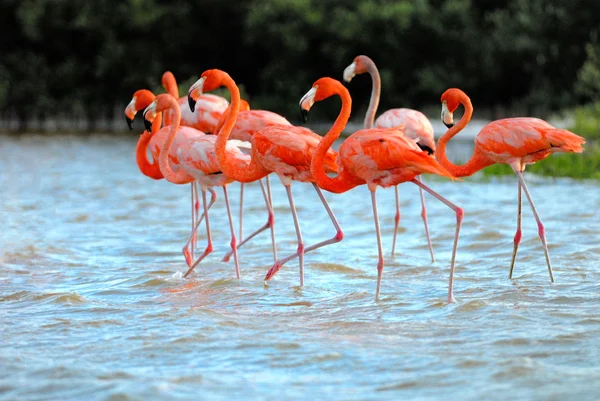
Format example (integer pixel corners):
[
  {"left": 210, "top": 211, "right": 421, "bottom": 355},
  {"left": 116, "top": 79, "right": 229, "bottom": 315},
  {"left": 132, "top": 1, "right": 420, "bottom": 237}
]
[
  {"left": 189, "top": 69, "right": 343, "bottom": 286},
  {"left": 304, "top": 77, "right": 463, "bottom": 303},
  {"left": 437, "top": 88, "right": 585, "bottom": 281},
  {"left": 162, "top": 71, "right": 229, "bottom": 134},
  {"left": 344, "top": 55, "right": 435, "bottom": 261},
  {"left": 143, "top": 94, "right": 251, "bottom": 278},
  {"left": 212, "top": 104, "right": 293, "bottom": 264},
  {"left": 125, "top": 89, "right": 217, "bottom": 263}
]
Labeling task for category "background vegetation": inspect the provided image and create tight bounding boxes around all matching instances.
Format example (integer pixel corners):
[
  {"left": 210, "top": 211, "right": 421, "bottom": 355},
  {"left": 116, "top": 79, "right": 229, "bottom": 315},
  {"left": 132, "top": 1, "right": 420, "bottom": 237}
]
[{"left": 1, "top": 0, "right": 599, "bottom": 129}]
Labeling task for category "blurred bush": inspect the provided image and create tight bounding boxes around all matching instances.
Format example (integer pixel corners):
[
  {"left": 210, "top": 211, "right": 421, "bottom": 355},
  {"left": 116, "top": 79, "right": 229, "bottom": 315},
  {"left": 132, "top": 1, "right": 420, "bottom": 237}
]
[{"left": 0, "top": 0, "right": 599, "bottom": 129}]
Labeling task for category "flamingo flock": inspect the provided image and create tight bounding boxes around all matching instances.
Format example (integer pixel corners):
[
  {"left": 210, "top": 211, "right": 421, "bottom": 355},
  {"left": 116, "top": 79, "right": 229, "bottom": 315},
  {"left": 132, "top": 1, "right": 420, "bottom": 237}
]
[{"left": 125, "top": 57, "right": 585, "bottom": 303}]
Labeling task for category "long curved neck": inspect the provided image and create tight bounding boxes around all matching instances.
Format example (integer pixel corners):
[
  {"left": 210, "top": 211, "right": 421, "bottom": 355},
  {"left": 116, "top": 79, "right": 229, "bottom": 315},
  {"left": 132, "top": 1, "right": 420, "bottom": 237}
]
[
  {"left": 363, "top": 58, "right": 381, "bottom": 129},
  {"left": 436, "top": 96, "right": 493, "bottom": 177},
  {"left": 311, "top": 85, "right": 363, "bottom": 194},
  {"left": 159, "top": 98, "right": 189, "bottom": 183},
  {"left": 162, "top": 73, "right": 179, "bottom": 126},
  {"left": 216, "top": 76, "right": 269, "bottom": 182},
  {"left": 135, "top": 113, "right": 163, "bottom": 179}
]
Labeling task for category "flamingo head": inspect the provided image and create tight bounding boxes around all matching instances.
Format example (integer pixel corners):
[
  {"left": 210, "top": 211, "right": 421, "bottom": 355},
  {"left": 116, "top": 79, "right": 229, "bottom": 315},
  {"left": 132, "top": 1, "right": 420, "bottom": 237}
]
[
  {"left": 142, "top": 93, "right": 172, "bottom": 131},
  {"left": 299, "top": 77, "right": 347, "bottom": 122},
  {"left": 440, "top": 88, "right": 468, "bottom": 128},
  {"left": 343, "top": 55, "right": 372, "bottom": 83},
  {"left": 187, "top": 69, "right": 231, "bottom": 113},
  {"left": 125, "top": 90, "right": 156, "bottom": 131}
]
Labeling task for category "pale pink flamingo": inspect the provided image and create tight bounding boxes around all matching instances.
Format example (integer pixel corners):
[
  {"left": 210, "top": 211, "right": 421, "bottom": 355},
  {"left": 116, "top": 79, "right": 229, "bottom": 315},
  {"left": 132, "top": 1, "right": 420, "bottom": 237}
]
[
  {"left": 304, "top": 77, "right": 463, "bottom": 303},
  {"left": 344, "top": 55, "right": 435, "bottom": 261},
  {"left": 437, "top": 88, "right": 585, "bottom": 281},
  {"left": 188, "top": 69, "right": 343, "bottom": 286},
  {"left": 125, "top": 89, "right": 217, "bottom": 263},
  {"left": 143, "top": 94, "right": 251, "bottom": 278}
]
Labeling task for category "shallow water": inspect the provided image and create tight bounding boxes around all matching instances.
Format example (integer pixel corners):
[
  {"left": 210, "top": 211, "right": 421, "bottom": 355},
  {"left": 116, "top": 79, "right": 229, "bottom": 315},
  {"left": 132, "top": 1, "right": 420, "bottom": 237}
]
[{"left": 1, "top": 134, "right": 599, "bottom": 400}]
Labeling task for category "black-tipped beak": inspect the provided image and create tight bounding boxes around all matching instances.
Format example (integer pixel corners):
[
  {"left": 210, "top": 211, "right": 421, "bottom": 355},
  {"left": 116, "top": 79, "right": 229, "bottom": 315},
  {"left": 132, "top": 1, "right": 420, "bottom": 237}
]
[
  {"left": 188, "top": 95, "right": 196, "bottom": 113},
  {"left": 143, "top": 114, "right": 152, "bottom": 131},
  {"left": 444, "top": 122, "right": 454, "bottom": 129},
  {"left": 300, "top": 108, "right": 309, "bottom": 123},
  {"left": 126, "top": 116, "right": 134, "bottom": 131}
]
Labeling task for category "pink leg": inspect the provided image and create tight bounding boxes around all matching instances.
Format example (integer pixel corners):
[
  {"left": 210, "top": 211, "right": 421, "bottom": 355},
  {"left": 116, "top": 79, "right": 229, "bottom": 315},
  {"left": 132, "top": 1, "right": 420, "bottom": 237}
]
[
  {"left": 283, "top": 184, "right": 305, "bottom": 286},
  {"left": 390, "top": 185, "right": 401, "bottom": 257},
  {"left": 512, "top": 168, "right": 554, "bottom": 282},
  {"left": 193, "top": 182, "right": 201, "bottom": 256},
  {"left": 417, "top": 176, "right": 435, "bottom": 262},
  {"left": 509, "top": 180, "right": 522, "bottom": 279},
  {"left": 221, "top": 178, "right": 277, "bottom": 263},
  {"left": 182, "top": 187, "right": 217, "bottom": 267},
  {"left": 239, "top": 182, "right": 244, "bottom": 242},
  {"left": 264, "top": 183, "right": 344, "bottom": 281},
  {"left": 371, "top": 189, "right": 385, "bottom": 301},
  {"left": 266, "top": 175, "right": 277, "bottom": 262},
  {"left": 223, "top": 185, "right": 241, "bottom": 279},
  {"left": 412, "top": 179, "right": 463, "bottom": 304},
  {"left": 191, "top": 182, "right": 196, "bottom": 260},
  {"left": 183, "top": 188, "right": 214, "bottom": 278}
]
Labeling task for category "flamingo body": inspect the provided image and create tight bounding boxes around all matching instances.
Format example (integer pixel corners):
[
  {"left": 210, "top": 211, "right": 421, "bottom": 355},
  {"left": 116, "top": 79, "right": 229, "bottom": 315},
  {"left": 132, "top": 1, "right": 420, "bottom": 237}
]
[
  {"left": 375, "top": 108, "right": 435, "bottom": 154},
  {"left": 178, "top": 94, "right": 229, "bottom": 134},
  {"left": 253, "top": 125, "right": 339, "bottom": 183},
  {"left": 474, "top": 118, "right": 585, "bottom": 167},
  {"left": 217, "top": 110, "right": 292, "bottom": 142},
  {"left": 339, "top": 128, "right": 451, "bottom": 189}
]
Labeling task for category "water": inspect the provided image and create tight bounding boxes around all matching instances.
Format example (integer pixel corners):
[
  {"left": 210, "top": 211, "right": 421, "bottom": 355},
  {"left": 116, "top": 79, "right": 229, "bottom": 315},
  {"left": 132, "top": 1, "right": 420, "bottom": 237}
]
[{"left": 1, "top": 134, "right": 599, "bottom": 400}]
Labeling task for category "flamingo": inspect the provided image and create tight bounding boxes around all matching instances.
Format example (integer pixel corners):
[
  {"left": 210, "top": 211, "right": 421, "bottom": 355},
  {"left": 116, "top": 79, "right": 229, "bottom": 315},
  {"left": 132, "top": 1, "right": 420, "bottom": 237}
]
[
  {"left": 125, "top": 89, "right": 217, "bottom": 263},
  {"left": 437, "top": 88, "right": 585, "bottom": 281},
  {"left": 142, "top": 94, "right": 251, "bottom": 278},
  {"left": 162, "top": 71, "right": 229, "bottom": 134},
  {"left": 188, "top": 69, "right": 343, "bottom": 286},
  {"left": 203, "top": 100, "right": 290, "bottom": 264},
  {"left": 304, "top": 77, "right": 463, "bottom": 303},
  {"left": 343, "top": 55, "right": 435, "bottom": 261}
]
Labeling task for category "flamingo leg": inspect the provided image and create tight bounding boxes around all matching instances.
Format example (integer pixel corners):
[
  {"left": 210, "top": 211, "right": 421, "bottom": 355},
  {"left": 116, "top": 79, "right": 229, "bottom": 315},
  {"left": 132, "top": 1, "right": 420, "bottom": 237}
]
[
  {"left": 266, "top": 175, "right": 277, "bottom": 262},
  {"left": 417, "top": 176, "right": 435, "bottom": 262},
  {"left": 191, "top": 182, "right": 196, "bottom": 260},
  {"left": 193, "top": 182, "right": 201, "bottom": 255},
  {"left": 371, "top": 189, "right": 385, "bottom": 301},
  {"left": 239, "top": 183, "right": 244, "bottom": 242},
  {"left": 390, "top": 185, "right": 401, "bottom": 257},
  {"left": 264, "top": 183, "right": 343, "bottom": 281},
  {"left": 412, "top": 179, "right": 463, "bottom": 304},
  {"left": 221, "top": 178, "right": 277, "bottom": 263},
  {"left": 223, "top": 185, "right": 241, "bottom": 279},
  {"left": 183, "top": 188, "right": 214, "bottom": 278},
  {"left": 512, "top": 168, "right": 555, "bottom": 282},
  {"left": 509, "top": 180, "right": 522, "bottom": 279},
  {"left": 182, "top": 188, "right": 217, "bottom": 267},
  {"left": 283, "top": 184, "right": 305, "bottom": 286}
]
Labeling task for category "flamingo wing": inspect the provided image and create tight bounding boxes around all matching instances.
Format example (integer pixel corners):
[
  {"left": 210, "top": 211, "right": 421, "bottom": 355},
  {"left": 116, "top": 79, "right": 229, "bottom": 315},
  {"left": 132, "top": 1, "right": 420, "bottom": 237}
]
[
  {"left": 253, "top": 125, "right": 339, "bottom": 175},
  {"left": 477, "top": 118, "right": 585, "bottom": 160},
  {"left": 375, "top": 108, "right": 435, "bottom": 153},
  {"left": 178, "top": 94, "right": 229, "bottom": 134},
  {"left": 340, "top": 129, "right": 452, "bottom": 183},
  {"left": 223, "top": 110, "right": 292, "bottom": 142}
]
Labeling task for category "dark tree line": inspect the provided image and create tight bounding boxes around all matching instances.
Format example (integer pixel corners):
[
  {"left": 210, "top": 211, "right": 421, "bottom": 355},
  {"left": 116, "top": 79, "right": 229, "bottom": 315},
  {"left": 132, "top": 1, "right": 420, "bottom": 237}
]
[{"left": 1, "top": 0, "right": 599, "bottom": 130}]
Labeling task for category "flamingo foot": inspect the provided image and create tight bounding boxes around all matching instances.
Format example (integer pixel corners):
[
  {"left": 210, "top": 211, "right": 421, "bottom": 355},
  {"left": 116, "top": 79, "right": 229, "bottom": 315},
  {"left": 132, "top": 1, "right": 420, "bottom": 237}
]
[
  {"left": 183, "top": 247, "right": 193, "bottom": 268},
  {"left": 264, "top": 261, "right": 283, "bottom": 281},
  {"left": 448, "top": 294, "right": 457, "bottom": 304}
]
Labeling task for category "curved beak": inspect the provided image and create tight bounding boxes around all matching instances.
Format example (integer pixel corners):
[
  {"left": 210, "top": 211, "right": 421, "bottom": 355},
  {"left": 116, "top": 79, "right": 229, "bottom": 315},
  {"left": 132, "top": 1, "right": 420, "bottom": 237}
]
[
  {"left": 299, "top": 86, "right": 317, "bottom": 123},
  {"left": 343, "top": 62, "right": 356, "bottom": 83},
  {"left": 441, "top": 101, "right": 454, "bottom": 129},
  {"left": 187, "top": 76, "right": 206, "bottom": 113},
  {"left": 124, "top": 98, "right": 137, "bottom": 131},
  {"left": 142, "top": 100, "right": 158, "bottom": 132}
]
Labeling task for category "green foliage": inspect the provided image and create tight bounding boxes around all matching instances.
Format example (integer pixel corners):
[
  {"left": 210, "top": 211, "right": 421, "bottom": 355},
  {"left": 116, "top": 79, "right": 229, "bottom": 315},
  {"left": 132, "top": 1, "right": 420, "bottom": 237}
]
[{"left": 1, "top": 0, "right": 600, "bottom": 128}]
